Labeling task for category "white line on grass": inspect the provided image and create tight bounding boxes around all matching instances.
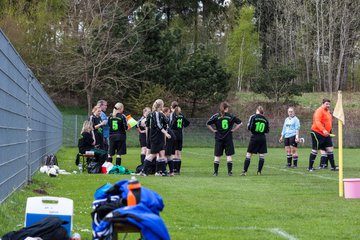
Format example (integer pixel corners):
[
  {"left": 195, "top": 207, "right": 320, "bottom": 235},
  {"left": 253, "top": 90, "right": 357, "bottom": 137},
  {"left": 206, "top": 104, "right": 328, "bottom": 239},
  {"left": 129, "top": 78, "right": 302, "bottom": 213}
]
[
  {"left": 186, "top": 150, "right": 338, "bottom": 181},
  {"left": 180, "top": 225, "right": 298, "bottom": 240},
  {"left": 267, "top": 166, "right": 338, "bottom": 181}
]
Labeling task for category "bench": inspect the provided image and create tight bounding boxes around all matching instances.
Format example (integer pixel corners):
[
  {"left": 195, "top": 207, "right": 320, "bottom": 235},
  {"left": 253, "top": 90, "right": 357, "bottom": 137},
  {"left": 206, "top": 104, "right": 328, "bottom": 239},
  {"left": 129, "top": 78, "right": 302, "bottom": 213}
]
[
  {"left": 78, "top": 152, "right": 96, "bottom": 172},
  {"left": 112, "top": 222, "right": 141, "bottom": 240}
]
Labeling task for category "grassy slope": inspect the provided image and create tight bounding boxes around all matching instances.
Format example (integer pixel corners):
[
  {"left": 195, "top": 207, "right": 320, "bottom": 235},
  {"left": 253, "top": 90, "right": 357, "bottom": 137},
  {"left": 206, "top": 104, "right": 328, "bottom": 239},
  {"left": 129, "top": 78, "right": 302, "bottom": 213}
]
[{"left": 1, "top": 147, "right": 359, "bottom": 239}]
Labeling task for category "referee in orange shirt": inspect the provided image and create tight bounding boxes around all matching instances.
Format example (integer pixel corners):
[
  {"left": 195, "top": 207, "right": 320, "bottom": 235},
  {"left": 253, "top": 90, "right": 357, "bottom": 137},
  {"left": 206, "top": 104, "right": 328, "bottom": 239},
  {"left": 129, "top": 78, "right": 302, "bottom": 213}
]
[{"left": 308, "top": 98, "right": 338, "bottom": 171}]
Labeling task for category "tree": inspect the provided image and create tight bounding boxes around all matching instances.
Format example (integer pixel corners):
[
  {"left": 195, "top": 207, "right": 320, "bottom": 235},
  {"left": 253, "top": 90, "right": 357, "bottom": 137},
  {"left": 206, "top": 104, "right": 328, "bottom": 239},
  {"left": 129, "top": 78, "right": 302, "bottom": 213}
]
[
  {"left": 252, "top": 64, "right": 302, "bottom": 102},
  {"left": 248, "top": 0, "right": 276, "bottom": 69},
  {"left": 225, "top": 4, "right": 260, "bottom": 92},
  {"left": 175, "top": 49, "right": 230, "bottom": 116},
  {"left": 55, "top": 0, "right": 158, "bottom": 113}
]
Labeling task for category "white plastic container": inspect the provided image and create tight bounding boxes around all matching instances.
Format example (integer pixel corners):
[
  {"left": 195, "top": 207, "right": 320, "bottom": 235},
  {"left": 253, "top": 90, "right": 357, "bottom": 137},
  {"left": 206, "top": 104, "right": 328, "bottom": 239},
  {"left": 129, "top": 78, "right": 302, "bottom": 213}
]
[{"left": 24, "top": 196, "right": 73, "bottom": 236}]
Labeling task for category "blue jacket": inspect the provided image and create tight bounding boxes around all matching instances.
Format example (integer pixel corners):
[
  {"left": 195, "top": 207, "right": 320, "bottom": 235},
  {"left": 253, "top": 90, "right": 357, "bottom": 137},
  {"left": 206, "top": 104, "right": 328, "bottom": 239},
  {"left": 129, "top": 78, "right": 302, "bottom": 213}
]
[
  {"left": 92, "top": 180, "right": 169, "bottom": 240},
  {"left": 94, "top": 203, "right": 170, "bottom": 240}
]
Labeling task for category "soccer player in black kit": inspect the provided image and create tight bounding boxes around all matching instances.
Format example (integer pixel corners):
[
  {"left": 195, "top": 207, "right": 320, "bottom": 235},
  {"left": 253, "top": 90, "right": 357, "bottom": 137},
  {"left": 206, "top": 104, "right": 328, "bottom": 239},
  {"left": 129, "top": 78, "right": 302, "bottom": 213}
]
[
  {"left": 141, "top": 99, "right": 171, "bottom": 176},
  {"left": 206, "top": 102, "right": 242, "bottom": 176},
  {"left": 107, "top": 102, "right": 128, "bottom": 166},
  {"left": 241, "top": 106, "right": 269, "bottom": 176},
  {"left": 169, "top": 101, "right": 190, "bottom": 174},
  {"left": 136, "top": 107, "right": 151, "bottom": 164}
]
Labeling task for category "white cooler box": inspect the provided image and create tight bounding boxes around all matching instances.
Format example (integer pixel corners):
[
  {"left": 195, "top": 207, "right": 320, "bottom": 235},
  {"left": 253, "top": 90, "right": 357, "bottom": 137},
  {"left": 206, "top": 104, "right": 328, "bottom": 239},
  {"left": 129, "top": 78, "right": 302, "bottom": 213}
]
[{"left": 24, "top": 196, "right": 73, "bottom": 236}]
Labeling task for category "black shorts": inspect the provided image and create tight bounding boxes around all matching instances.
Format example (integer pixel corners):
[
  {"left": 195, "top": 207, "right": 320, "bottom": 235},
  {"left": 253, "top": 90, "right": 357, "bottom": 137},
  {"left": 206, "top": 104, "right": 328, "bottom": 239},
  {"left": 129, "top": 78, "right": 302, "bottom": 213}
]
[
  {"left": 174, "top": 139, "right": 183, "bottom": 151},
  {"left": 109, "top": 139, "right": 126, "bottom": 156},
  {"left": 146, "top": 133, "right": 151, "bottom": 149},
  {"left": 150, "top": 133, "right": 165, "bottom": 154},
  {"left": 284, "top": 136, "right": 297, "bottom": 148},
  {"left": 109, "top": 134, "right": 126, "bottom": 156},
  {"left": 139, "top": 133, "right": 146, "bottom": 147},
  {"left": 214, "top": 137, "right": 235, "bottom": 156},
  {"left": 247, "top": 134, "right": 267, "bottom": 154},
  {"left": 165, "top": 138, "right": 175, "bottom": 156},
  {"left": 311, "top": 131, "right": 333, "bottom": 150},
  {"left": 173, "top": 130, "right": 183, "bottom": 151}
]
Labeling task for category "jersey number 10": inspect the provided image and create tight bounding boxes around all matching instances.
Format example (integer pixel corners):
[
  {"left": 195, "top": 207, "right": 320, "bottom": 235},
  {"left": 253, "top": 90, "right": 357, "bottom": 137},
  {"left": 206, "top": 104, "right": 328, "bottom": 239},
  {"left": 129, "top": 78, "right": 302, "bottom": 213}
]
[{"left": 255, "top": 122, "right": 265, "bottom": 133}]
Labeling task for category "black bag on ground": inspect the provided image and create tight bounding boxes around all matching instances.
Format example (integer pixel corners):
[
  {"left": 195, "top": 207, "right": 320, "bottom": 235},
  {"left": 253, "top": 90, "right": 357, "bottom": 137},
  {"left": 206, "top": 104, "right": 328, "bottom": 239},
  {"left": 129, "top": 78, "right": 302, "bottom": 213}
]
[
  {"left": 42, "top": 154, "right": 58, "bottom": 166},
  {"left": 1, "top": 216, "right": 68, "bottom": 240},
  {"left": 87, "top": 159, "right": 102, "bottom": 174}
]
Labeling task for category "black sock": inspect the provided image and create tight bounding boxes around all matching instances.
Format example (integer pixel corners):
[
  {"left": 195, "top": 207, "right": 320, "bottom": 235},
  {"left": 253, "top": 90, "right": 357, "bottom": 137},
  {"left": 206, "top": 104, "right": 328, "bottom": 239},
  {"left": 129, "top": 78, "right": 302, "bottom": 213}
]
[
  {"left": 244, "top": 158, "right": 251, "bottom": 172},
  {"left": 107, "top": 157, "right": 113, "bottom": 163},
  {"left": 116, "top": 157, "right": 121, "bottom": 166},
  {"left": 309, "top": 152, "right": 317, "bottom": 169},
  {"left": 178, "top": 160, "right": 182, "bottom": 174},
  {"left": 327, "top": 152, "right": 335, "bottom": 168},
  {"left": 173, "top": 159, "right": 179, "bottom": 172},
  {"left": 320, "top": 154, "right": 327, "bottom": 168},
  {"left": 161, "top": 160, "right": 167, "bottom": 173},
  {"left": 326, "top": 156, "right": 330, "bottom": 168},
  {"left": 293, "top": 155, "right": 298, "bottom": 167},
  {"left": 214, "top": 161, "right": 219, "bottom": 174},
  {"left": 287, "top": 154, "right": 292, "bottom": 167},
  {"left": 227, "top": 161, "right": 233, "bottom": 173},
  {"left": 143, "top": 159, "right": 151, "bottom": 174},
  {"left": 156, "top": 160, "right": 162, "bottom": 173},
  {"left": 140, "top": 154, "right": 145, "bottom": 164},
  {"left": 258, "top": 158, "right": 265, "bottom": 173},
  {"left": 168, "top": 159, "right": 174, "bottom": 173}
]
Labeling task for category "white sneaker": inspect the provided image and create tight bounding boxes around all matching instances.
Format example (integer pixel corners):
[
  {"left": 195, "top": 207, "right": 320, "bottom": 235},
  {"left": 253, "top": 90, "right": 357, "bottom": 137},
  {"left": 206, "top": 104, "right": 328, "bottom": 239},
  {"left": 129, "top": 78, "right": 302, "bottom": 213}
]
[{"left": 155, "top": 172, "right": 162, "bottom": 176}]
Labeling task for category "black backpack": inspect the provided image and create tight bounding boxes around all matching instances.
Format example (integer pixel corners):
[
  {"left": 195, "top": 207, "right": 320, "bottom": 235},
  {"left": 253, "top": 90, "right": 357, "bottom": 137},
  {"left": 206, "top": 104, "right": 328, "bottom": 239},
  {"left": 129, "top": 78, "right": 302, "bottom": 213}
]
[
  {"left": 42, "top": 154, "right": 58, "bottom": 166},
  {"left": 2, "top": 216, "right": 68, "bottom": 240}
]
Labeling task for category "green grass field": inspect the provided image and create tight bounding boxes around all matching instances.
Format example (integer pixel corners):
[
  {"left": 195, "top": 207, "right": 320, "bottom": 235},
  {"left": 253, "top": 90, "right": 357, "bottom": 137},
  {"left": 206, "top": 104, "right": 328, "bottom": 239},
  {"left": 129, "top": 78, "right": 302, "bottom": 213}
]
[{"left": 1, "top": 147, "right": 360, "bottom": 239}]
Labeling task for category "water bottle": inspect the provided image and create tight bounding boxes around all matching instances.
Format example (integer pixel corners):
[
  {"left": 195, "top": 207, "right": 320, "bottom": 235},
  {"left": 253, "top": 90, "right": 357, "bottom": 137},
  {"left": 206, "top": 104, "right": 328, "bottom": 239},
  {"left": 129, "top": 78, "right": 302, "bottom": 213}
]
[
  {"left": 78, "top": 163, "right": 83, "bottom": 173},
  {"left": 70, "top": 232, "right": 81, "bottom": 240},
  {"left": 127, "top": 176, "right": 141, "bottom": 206}
]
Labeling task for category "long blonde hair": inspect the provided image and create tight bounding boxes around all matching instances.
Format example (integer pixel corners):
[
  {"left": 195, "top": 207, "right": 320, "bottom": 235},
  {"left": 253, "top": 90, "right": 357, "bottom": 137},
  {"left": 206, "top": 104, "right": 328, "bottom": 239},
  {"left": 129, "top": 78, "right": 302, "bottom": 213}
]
[
  {"left": 152, "top": 99, "right": 164, "bottom": 112},
  {"left": 81, "top": 120, "right": 93, "bottom": 134},
  {"left": 113, "top": 102, "right": 124, "bottom": 116}
]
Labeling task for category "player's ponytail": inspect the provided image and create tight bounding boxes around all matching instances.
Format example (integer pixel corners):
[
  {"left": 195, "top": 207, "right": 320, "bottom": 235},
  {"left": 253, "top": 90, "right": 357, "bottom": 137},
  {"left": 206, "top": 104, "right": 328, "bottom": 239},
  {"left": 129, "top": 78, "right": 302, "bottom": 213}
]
[
  {"left": 219, "top": 101, "right": 229, "bottom": 117},
  {"left": 152, "top": 99, "right": 164, "bottom": 112},
  {"left": 256, "top": 105, "right": 264, "bottom": 114},
  {"left": 113, "top": 102, "right": 123, "bottom": 116},
  {"left": 171, "top": 101, "right": 180, "bottom": 115}
]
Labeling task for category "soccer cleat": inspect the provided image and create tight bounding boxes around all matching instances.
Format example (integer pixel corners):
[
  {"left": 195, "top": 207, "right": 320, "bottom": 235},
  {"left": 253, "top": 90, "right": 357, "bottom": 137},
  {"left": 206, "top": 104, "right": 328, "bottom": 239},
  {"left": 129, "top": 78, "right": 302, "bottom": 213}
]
[
  {"left": 257, "top": 171, "right": 261, "bottom": 175},
  {"left": 241, "top": 171, "right": 247, "bottom": 176},
  {"left": 139, "top": 171, "right": 147, "bottom": 176},
  {"left": 213, "top": 172, "right": 218, "bottom": 176},
  {"left": 308, "top": 167, "right": 315, "bottom": 172},
  {"left": 155, "top": 172, "right": 162, "bottom": 176},
  {"left": 169, "top": 172, "right": 175, "bottom": 177},
  {"left": 330, "top": 167, "right": 339, "bottom": 171},
  {"left": 228, "top": 172, "right": 232, "bottom": 176},
  {"left": 292, "top": 165, "right": 297, "bottom": 168}
]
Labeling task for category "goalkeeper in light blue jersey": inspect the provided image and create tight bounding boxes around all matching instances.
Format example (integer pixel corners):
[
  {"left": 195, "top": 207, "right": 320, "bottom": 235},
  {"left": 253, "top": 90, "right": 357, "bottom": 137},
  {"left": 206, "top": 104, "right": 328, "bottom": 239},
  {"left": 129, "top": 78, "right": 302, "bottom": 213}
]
[{"left": 279, "top": 107, "right": 301, "bottom": 168}]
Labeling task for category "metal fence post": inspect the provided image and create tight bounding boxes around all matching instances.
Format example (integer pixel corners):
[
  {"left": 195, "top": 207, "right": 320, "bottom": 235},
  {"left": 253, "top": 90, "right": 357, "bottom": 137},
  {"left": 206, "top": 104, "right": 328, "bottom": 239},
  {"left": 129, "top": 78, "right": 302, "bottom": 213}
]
[
  {"left": 26, "top": 69, "right": 32, "bottom": 184},
  {"left": 75, "top": 115, "right": 78, "bottom": 146}
]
